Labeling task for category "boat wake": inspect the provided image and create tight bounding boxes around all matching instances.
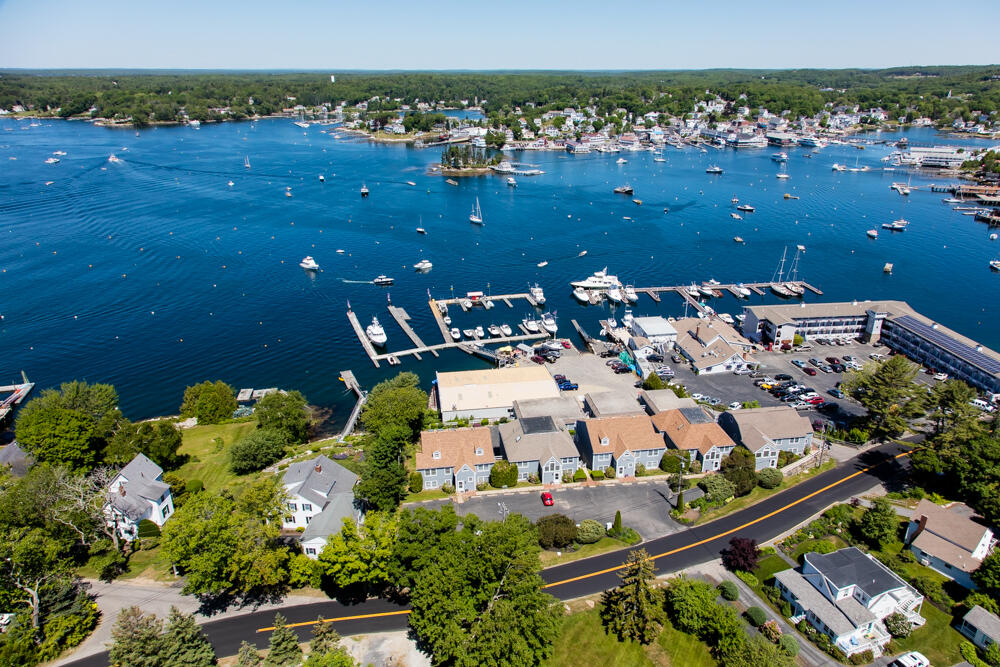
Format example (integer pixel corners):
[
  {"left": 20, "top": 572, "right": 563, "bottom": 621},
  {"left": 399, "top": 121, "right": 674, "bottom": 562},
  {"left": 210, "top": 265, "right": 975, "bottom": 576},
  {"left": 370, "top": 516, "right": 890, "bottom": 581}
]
[{"left": 340, "top": 279, "right": 375, "bottom": 285}]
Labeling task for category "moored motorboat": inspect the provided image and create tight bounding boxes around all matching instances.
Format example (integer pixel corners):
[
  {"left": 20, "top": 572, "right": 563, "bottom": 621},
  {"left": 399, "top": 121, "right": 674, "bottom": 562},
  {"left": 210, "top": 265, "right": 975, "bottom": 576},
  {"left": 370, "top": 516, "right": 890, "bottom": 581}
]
[
  {"left": 366, "top": 316, "right": 388, "bottom": 346},
  {"left": 881, "top": 219, "right": 909, "bottom": 231},
  {"left": 698, "top": 285, "right": 715, "bottom": 297},
  {"left": 541, "top": 312, "right": 558, "bottom": 334},
  {"left": 706, "top": 165, "right": 723, "bottom": 174},
  {"left": 606, "top": 287, "right": 624, "bottom": 303},
  {"left": 623, "top": 285, "right": 638, "bottom": 302},
  {"left": 299, "top": 256, "right": 320, "bottom": 270},
  {"left": 537, "top": 261, "right": 548, "bottom": 267},
  {"left": 731, "top": 213, "right": 742, "bottom": 220},
  {"left": 867, "top": 229, "right": 879, "bottom": 239},
  {"left": 414, "top": 259, "right": 433, "bottom": 271},
  {"left": 462, "top": 328, "right": 475, "bottom": 338},
  {"left": 522, "top": 317, "right": 541, "bottom": 333},
  {"left": 529, "top": 283, "right": 546, "bottom": 305},
  {"left": 500, "top": 324, "right": 513, "bottom": 336},
  {"left": 735, "top": 283, "right": 751, "bottom": 297},
  {"left": 571, "top": 267, "right": 622, "bottom": 290},
  {"left": 736, "top": 204, "right": 755, "bottom": 212},
  {"left": 488, "top": 324, "right": 502, "bottom": 337},
  {"left": 451, "top": 328, "right": 461, "bottom": 341},
  {"left": 613, "top": 184, "right": 634, "bottom": 194},
  {"left": 573, "top": 287, "right": 590, "bottom": 303},
  {"left": 373, "top": 275, "right": 394, "bottom": 285},
  {"left": 990, "top": 260, "right": 1000, "bottom": 271},
  {"left": 507, "top": 177, "right": 517, "bottom": 187},
  {"left": 416, "top": 227, "right": 426, "bottom": 234},
  {"left": 475, "top": 325, "right": 485, "bottom": 338},
  {"left": 734, "top": 236, "right": 745, "bottom": 244},
  {"left": 686, "top": 284, "right": 700, "bottom": 297},
  {"left": 621, "top": 309, "right": 634, "bottom": 329}
]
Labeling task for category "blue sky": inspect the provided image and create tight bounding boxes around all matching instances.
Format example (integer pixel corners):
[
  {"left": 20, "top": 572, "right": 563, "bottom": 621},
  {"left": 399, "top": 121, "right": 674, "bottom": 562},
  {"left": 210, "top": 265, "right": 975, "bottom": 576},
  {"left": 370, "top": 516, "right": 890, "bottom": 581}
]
[{"left": 1, "top": 0, "right": 997, "bottom": 70}]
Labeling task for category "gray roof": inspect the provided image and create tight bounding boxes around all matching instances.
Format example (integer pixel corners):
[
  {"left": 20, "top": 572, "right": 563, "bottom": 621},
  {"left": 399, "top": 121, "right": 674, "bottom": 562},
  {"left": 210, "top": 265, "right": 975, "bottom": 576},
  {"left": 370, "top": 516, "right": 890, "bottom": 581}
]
[
  {"left": 512, "top": 396, "right": 585, "bottom": 424},
  {"left": 109, "top": 453, "right": 170, "bottom": 521},
  {"left": 679, "top": 406, "right": 714, "bottom": 425},
  {"left": 805, "top": 547, "right": 906, "bottom": 598},
  {"left": 0, "top": 441, "right": 32, "bottom": 476},
  {"left": 965, "top": 606, "right": 1000, "bottom": 642},
  {"left": 300, "top": 493, "right": 359, "bottom": 541},
  {"left": 282, "top": 455, "right": 358, "bottom": 507},
  {"left": 497, "top": 419, "right": 579, "bottom": 464},
  {"left": 584, "top": 391, "right": 645, "bottom": 418},
  {"left": 775, "top": 568, "right": 873, "bottom": 638},
  {"left": 639, "top": 389, "right": 697, "bottom": 414}
]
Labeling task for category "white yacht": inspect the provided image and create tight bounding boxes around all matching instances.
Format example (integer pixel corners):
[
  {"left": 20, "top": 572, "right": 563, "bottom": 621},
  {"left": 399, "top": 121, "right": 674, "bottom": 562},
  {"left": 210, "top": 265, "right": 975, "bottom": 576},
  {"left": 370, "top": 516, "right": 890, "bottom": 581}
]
[
  {"left": 469, "top": 197, "right": 483, "bottom": 225},
  {"left": 462, "top": 298, "right": 473, "bottom": 309},
  {"left": 537, "top": 261, "right": 548, "bottom": 268},
  {"left": 571, "top": 268, "right": 622, "bottom": 290},
  {"left": 299, "top": 256, "right": 320, "bottom": 271},
  {"left": 475, "top": 325, "right": 485, "bottom": 338},
  {"left": 522, "top": 317, "right": 541, "bottom": 333},
  {"left": 443, "top": 315, "right": 452, "bottom": 325},
  {"left": 731, "top": 213, "right": 742, "bottom": 220},
  {"left": 414, "top": 259, "right": 433, "bottom": 271},
  {"left": 318, "top": 174, "right": 325, "bottom": 182},
  {"left": 832, "top": 163, "right": 846, "bottom": 172},
  {"left": 607, "top": 317, "right": 618, "bottom": 329},
  {"left": 507, "top": 177, "right": 517, "bottom": 187},
  {"left": 573, "top": 287, "right": 590, "bottom": 303},
  {"left": 529, "top": 284, "right": 546, "bottom": 305},
  {"left": 540, "top": 312, "right": 558, "bottom": 334},
  {"left": 450, "top": 328, "right": 462, "bottom": 341},
  {"left": 500, "top": 324, "right": 513, "bottom": 336},
  {"left": 881, "top": 219, "right": 909, "bottom": 232},
  {"left": 616, "top": 157, "right": 628, "bottom": 164},
  {"left": 366, "top": 316, "right": 388, "bottom": 346},
  {"left": 776, "top": 173, "right": 790, "bottom": 180},
  {"left": 771, "top": 152, "right": 788, "bottom": 162},
  {"left": 735, "top": 283, "right": 751, "bottom": 298},
  {"left": 488, "top": 324, "right": 502, "bottom": 337},
  {"left": 373, "top": 275, "right": 394, "bottom": 285},
  {"left": 462, "top": 328, "right": 475, "bottom": 338},
  {"left": 867, "top": 229, "right": 879, "bottom": 239},
  {"left": 44, "top": 157, "right": 60, "bottom": 164},
  {"left": 606, "top": 286, "right": 624, "bottom": 303},
  {"left": 227, "top": 181, "right": 235, "bottom": 187},
  {"left": 698, "top": 285, "right": 715, "bottom": 297},
  {"left": 686, "top": 284, "right": 700, "bottom": 297},
  {"left": 706, "top": 165, "right": 723, "bottom": 174},
  {"left": 623, "top": 285, "right": 638, "bottom": 302},
  {"left": 622, "top": 309, "right": 635, "bottom": 329},
  {"left": 361, "top": 184, "right": 369, "bottom": 197}
]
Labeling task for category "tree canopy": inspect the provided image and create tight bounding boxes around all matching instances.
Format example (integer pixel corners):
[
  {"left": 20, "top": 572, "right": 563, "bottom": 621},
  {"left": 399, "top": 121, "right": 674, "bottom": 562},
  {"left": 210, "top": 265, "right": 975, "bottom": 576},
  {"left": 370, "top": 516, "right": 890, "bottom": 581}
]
[
  {"left": 180, "top": 381, "right": 237, "bottom": 425},
  {"left": 255, "top": 391, "right": 311, "bottom": 444},
  {"left": 841, "top": 355, "right": 925, "bottom": 439}
]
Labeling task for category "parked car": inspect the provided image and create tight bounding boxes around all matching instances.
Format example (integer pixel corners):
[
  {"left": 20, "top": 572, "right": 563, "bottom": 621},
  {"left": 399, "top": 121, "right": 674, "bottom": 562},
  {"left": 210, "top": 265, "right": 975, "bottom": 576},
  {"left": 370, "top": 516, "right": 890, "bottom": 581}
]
[
  {"left": 733, "top": 367, "right": 752, "bottom": 375},
  {"left": 553, "top": 374, "right": 567, "bottom": 383},
  {"left": 540, "top": 492, "right": 554, "bottom": 506},
  {"left": 559, "top": 382, "right": 579, "bottom": 391},
  {"left": 647, "top": 353, "right": 663, "bottom": 363},
  {"left": 808, "top": 358, "right": 823, "bottom": 367},
  {"left": 933, "top": 372, "right": 948, "bottom": 381},
  {"left": 728, "top": 401, "right": 742, "bottom": 410},
  {"left": 869, "top": 352, "right": 886, "bottom": 360},
  {"left": 774, "top": 373, "right": 793, "bottom": 381},
  {"left": 531, "top": 355, "right": 546, "bottom": 364},
  {"left": 841, "top": 355, "right": 854, "bottom": 362},
  {"left": 828, "top": 388, "right": 846, "bottom": 399},
  {"left": 825, "top": 357, "right": 841, "bottom": 365},
  {"left": 819, "top": 365, "right": 833, "bottom": 374},
  {"left": 792, "top": 401, "right": 811, "bottom": 410},
  {"left": 803, "top": 367, "right": 817, "bottom": 376},
  {"left": 671, "top": 354, "right": 684, "bottom": 364},
  {"left": 831, "top": 363, "right": 846, "bottom": 373},
  {"left": 892, "top": 652, "right": 929, "bottom": 667},
  {"left": 708, "top": 397, "right": 722, "bottom": 406},
  {"left": 690, "top": 393, "right": 705, "bottom": 401},
  {"left": 748, "top": 370, "right": 764, "bottom": 378},
  {"left": 791, "top": 359, "right": 807, "bottom": 368},
  {"left": 561, "top": 340, "right": 572, "bottom": 349}
]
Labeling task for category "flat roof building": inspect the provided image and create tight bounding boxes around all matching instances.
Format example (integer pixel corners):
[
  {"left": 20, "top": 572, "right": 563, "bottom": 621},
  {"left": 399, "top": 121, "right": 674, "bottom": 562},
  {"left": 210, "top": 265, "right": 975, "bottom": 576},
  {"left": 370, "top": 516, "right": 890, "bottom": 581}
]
[
  {"left": 435, "top": 366, "right": 560, "bottom": 421},
  {"left": 583, "top": 391, "right": 645, "bottom": 419},
  {"left": 630, "top": 316, "right": 678, "bottom": 345}
]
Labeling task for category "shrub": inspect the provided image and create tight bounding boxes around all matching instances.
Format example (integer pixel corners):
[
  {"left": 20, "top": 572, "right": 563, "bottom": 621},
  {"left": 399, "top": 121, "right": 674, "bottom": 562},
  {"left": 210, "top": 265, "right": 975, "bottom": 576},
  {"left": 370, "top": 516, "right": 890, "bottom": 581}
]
[
  {"left": 476, "top": 482, "right": 488, "bottom": 491},
  {"left": 761, "top": 619, "right": 782, "bottom": 642},
  {"left": 849, "top": 649, "right": 874, "bottom": 665},
  {"left": 605, "top": 466, "right": 616, "bottom": 479},
  {"left": 590, "top": 469, "right": 605, "bottom": 480},
  {"left": 528, "top": 473, "right": 540, "bottom": 484},
  {"left": 441, "top": 483, "right": 454, "bottom": 494},
  {"left": 659, "top": 452, "right": 682, "bottom": 473},
  {"left": 883, "top": 612, "right": 912, "bottom": 639},
  {"left": 777, "top": 450, "right": 800, "bottom": 467},
  {"left": 722, "top": 537, "right": 760, "bottom": 572},
  {"left": 489, "top": 460, "right": 518, "bottom": 488},
  {"left": 778, "top": 634, "right": 799, "bottom": 657},
  {"left": 735, "top": 570, "right": 760, "bottom": 590},
  {"left": 642, "top": 373, "right": 664, "bottom": 390},
  {"left": 698, "top": 475, "right": 736, "bottom": 503},
  {"left": 760, "top": 584, "right": 782, "bottom": 605},
  {"left": 780, "top": 600, "right": 792, "bottom": 617},
  {"left": 718, "top": 580, "right": 739, "bottom": 601},
  {"left": 846, "top": 427, "right": 869, "bottom": 444},
  {"left": 577, "top": 519, "right": 604, "bottom": 544},
  {"left": 185, "top": 479, "right": 204, "bottom": 495},
  {"left": 757, "top": 467, "right": 783, "bottom": 489},
  {"left": 619, "top": 527, "right": 641, "bottom": 544},
  {"left": 635, "top": 463, "right": 646, "bottom": 477},
  {"left": 180, "top": 380, "right": 237, "bottom": 424},
  {"left": 573, "top": 468, "right": 587, "bottom": 482},
  {"left": 610, "top": 510, "right": 622, "bottom": 537},
  {"left": 408, "top": 472, "right": 423, "bottom": 493},
  {"left": 536, "top": 514, "right": 577, "bottom": 549},
  {"left": 480, "top": 418, "right": 489, "bottom": 426},
  {"left": 562, "top": 471, "right": 573, "bottom": 483},
  {"left": 229, "top": 428, "right": 289, "bottom": 474},
  {"left": 745, "top": 606, "right": 767, "bottom": 627},
  {"left": 136, "top": 519, "right": 161, "bottom": 538}
]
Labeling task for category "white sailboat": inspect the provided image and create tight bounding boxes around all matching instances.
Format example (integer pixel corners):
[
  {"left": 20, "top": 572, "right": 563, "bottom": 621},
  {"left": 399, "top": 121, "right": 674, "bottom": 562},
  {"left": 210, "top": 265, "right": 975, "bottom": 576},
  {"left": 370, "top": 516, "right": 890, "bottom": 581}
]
[{"left": 469, "top": 197, "right": 483, "bottom": 225}]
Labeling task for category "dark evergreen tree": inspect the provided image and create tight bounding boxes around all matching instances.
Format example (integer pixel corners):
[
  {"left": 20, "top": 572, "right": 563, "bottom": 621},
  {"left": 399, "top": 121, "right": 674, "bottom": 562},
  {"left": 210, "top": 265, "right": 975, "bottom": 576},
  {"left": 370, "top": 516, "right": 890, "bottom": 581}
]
[
  {"left": 162, "top": 606, "right": 216, "bottom": 667},
  {"left": 600, "top": 548, "right": 663, "bottom": 644},
  {"left": 263, "top": 613, "right": 302, "bottom": 667}
]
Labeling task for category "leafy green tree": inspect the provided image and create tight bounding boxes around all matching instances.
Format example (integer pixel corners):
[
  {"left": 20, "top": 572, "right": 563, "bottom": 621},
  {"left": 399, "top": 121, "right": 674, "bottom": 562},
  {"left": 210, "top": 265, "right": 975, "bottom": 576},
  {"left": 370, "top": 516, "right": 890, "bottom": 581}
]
[
  {"left": 536, "top": 514, "right": 577, "bottom": 549},
  {"left": 927, "top": 379, "right": 983, "bottom": 442},
  {"left": 302, "top": 620, "right": 355, "bottom": 666},
  {"left": 912, "top": 432, "right": 1000, "bottom": 529},
  {"left": 659, "top": 452, "right": 682, "bottom": 473},
  {"left": 663, "top": 575, "right": 718, "bottom": 635},
  {"left": 600, "top": 548, "right": 663, "bottom": 644},
  {"left": 353, "top": 458, "right": 407, "bottom": 512},
  {"left": 235, "top": 641, "right": 261, "bottom": 667},
  {"left": 318, "top": 513, "right": 397, "bottom": 592},
  {"left": 255, "top": 391, "right": 311, "bottom": 444},
  {"left": 230, "top": 428, "right": 289, "bottom": 475},
  {"left": 408, "top": 513, "right": 559, "bottom": 666},
  {"left": 972, "top": 551, "right": 1000, "bottom": 595},
  {"left": 858, "top": 497, "right": 900, "bottom": 548},
  {"left": 109, "top": 607, "right": 165, "bottom": 667},
  {"left": 359, "top": 373, "right": 427, "bottom": 442},
  {"left": 15, "top": 406, "right": 97, "bottom": 470},
  {"left": 408, "top": 472, "right": 423, "bottom": 493},
  {"left": 0, "top": 527, "right": 74, "bottom": 630},
  {"left": 162, "top": 606, "right": 216, "bottom": 666},
  {"left": 390, "top": 505, "right": 459, "bottom": 590},
  {"left": 642, "top": 373, "right": 664, "bottom": 390},
  {"left": 721, "top": 447, "right": 757, "bottom": 497},
  {"left": 488, "top": 460, "right": 518, "bottom": 488},
  {"left": 161, "top": 479, "right": 291, "bottom": 597},
  {"left": 841, "top": 355, "right": 925, "bottom": 439},
  {"left": 263, "top": 613, "right": 301, "bottom": 667},
  {"left": 180, "top": 381, "right": 237, "bottom": 425},
  {"left": 107, "top": 421, "right": 183, "bottom": 469}
]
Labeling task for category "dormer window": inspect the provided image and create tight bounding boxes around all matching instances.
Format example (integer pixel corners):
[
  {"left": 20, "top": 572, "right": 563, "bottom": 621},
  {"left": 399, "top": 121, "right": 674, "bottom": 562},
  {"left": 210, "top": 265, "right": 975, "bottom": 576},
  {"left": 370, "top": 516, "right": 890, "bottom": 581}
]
[
  {"left": 475, "top": 448, "right": 483, "bottom": 456},
  {"left": 432, "top": 451, "right": 441, "bottom": 460},
  {"left": 600, "top": 436, "right": 610, "bottom": 447}
]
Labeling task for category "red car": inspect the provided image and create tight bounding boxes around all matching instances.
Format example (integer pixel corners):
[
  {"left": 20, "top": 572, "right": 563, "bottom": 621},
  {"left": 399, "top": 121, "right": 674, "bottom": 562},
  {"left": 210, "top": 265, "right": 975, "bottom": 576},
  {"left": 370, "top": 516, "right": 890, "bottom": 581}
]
[
  {"left": 803, "top": 367, "right": 817, "bottom": 376},
  {"left": 531, "top": 355, "right": 546, "bottom": 364},
  {"left": 541, "top": 492, "right": 554, "bottom": 506},
  {"left": 561, "top": 340, "right": 572, "bottom": 349}
]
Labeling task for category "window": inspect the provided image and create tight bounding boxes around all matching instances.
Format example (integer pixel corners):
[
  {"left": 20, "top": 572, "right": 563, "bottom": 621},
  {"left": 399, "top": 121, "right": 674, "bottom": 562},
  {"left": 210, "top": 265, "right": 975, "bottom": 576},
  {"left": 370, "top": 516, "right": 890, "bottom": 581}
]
[
  {"left": 475, "top": 447, "right": 483, "bottom": 455},
  {"left": 427, "top": 481, "right": 438, "bottom": 489},
  {"left": 305, "top": 516, "right": 311, "bottom": 524},
  {"left": 285, "top": 516, "right": 294, "bottom": 524},
  {"left": 302, "top": 503, "right": 312, "bottom": 512},
  {"left": 432, "top": 451, "right": 441, "bottom": 460},
  {"left": 305, "top": 548, "right": 316, "bottom": 555},
  {"left": 288, "top": 503, "right": 298, "bottom": 512}
]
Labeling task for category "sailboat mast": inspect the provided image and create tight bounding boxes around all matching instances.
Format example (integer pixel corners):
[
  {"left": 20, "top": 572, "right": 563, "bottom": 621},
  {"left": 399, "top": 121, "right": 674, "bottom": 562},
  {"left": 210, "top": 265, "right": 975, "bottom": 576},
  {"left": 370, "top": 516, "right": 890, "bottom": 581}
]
[{"left": 772, "top": 247, "right": 787, "bottom": 283}]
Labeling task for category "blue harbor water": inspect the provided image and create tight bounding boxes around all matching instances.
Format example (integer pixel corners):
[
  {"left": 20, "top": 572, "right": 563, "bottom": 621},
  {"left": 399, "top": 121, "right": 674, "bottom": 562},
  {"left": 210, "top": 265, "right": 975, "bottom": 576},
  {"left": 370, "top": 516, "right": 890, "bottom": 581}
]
[{"left": 1, "top": 120, "right": 997, "bottom": 427}]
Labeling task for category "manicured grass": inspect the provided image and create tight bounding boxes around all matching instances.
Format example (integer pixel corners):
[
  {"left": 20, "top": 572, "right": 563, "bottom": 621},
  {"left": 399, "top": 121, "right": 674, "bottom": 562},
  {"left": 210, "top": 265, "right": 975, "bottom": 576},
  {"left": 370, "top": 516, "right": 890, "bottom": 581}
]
[
  {"left": 694, "top": 460, "right": 837, "bottom": 525},
  {"left": 754, "top": 554, "right": 792, "bottom": 585},
  {"left": 889, "top": 600, "right": 964, "bottom": 667},
  {"left": 78, "top": 543, "right": 177, "bottom": 583},
  {"left": 539, "top": 537, "right": 632, "bottom": 567},
  {"left": 544, "top": 608, "right": 717, "bottom": 667},
  {"left": 791, "top": 535, "right": 848, "bottom": 563},
  {"left": 173, "top": 420, "right": 258, "bottom": 492},
  {"left": 403, "top": 488, "right": 451, "bottom": 503}
]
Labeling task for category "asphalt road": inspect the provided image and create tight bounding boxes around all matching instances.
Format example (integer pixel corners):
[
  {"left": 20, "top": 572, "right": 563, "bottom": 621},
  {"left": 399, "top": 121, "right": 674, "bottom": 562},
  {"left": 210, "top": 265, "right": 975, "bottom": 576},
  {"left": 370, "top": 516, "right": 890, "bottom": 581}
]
[{"left": 63, "top": 442, "right": 911, "bottom": 667}]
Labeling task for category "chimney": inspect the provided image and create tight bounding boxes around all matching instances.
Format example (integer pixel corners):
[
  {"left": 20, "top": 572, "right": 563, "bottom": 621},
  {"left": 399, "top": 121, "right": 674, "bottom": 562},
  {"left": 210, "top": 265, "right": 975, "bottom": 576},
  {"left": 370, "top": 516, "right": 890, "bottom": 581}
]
[
  {"left": 906, "top": 514, "right": 928, "bottom": 546},
  {"left": 119, "top": 484, "right": 126, "bottom": 496},
  {"left": 314, "top": 464, "right": 323, "bottom": 473}
]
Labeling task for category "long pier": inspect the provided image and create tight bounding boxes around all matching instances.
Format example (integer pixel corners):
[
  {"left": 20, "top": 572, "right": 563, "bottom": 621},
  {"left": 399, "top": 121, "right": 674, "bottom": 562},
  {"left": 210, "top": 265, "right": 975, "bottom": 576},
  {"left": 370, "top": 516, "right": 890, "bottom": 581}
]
[
  {"left": 387, "top": 305, "right": 436, "bottom": 358},
  {"left": 338, "top": 370, "right": 367, "bottom": 441},
  {"left": 346, "top": 309, "right": 381, "bottom": 369}
]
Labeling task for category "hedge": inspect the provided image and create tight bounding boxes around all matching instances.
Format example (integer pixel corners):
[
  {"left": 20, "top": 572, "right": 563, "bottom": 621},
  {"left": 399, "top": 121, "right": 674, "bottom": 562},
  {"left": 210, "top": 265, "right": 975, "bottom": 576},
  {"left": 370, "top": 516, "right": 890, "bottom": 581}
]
[
  {"left": 745, "top": 606, "right": 767, "bottom": 627},
  {"left": 718, "top": 581, "right": 739, "bottom": 601},
  {"left": 408, "top": 472, "right": 423, "bottom": 493},
  {"left": 778, "top": 634, "right": 799, "bottom": 657},
  {"left": 756, "top": 467, "right": 783, "bottom": 489}
]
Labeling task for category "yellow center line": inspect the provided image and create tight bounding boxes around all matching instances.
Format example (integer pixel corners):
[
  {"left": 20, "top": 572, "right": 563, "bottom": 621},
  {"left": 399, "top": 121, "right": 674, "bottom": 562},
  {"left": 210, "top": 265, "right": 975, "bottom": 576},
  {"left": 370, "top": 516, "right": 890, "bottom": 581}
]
[{"left": 256, "top": 449, "right": 911, "bottom": 632}]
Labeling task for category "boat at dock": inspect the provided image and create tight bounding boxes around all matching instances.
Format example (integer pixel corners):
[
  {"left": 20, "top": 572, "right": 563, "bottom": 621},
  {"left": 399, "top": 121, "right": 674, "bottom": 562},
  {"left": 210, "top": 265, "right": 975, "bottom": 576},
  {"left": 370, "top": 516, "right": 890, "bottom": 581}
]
[
  {"left": 529, "top": 284, "right": 546, "bottom": 305},
  {"left": 462, "top": 328, "right": 475, "bottom": 338},
  {"left": 622, "top": 309, "right": 634, "bottom": 329},
  {"left": 686, "top": 284, "right": 700, "bottom": 297},
  {"left": 469, "top": 197, "right": 483, "bottom": 225},
  {"left": 614, "top": 184, "right": 634, "bottom": 194},
  {"left": 541, "top": 312, "right": 558, "bottom": 334},
  {"left": 573, "top": 287, "right": 590, "bottom": 303},
  {"left": 373, "top": 275, "right": 394, "bottom": 285},
  {"left": 606, "top": 287, "right": 624, "bottom": 303},
  {"left": 366, "top": 316, "right": 388, "bottom": 346},
  {"left": 571, "top": 268, "right": 622, "bottom": 290},
  {"left": 488, "top": 324, "right": 502, "bottom": 337},
  {"left": 501, "top": 324, "right": 513, "bottom": 336},
  {"left": 771, "top": 283, "right": 795, "bottom": 297},
  {"left": 698, "top": 285, "right": 715, "bottom": 297},
  {"left": 623, "top": 285, "right": 638, "bottom": 302},
  {"left": 299, "top": 256, "right": 320, "bottom": 271},
  {"left": 522, "top": 317, "right": 541, "bottom": 333},
  {"left": 784, "top": 282, "right": 805, "bottom": 296},
  {"left": 451, "top": 328, "right": 461, "bottom": 341},
  {"left": 942, "top": 198, "right": 962, "bottom": 204},
  {"left": 475, "top": 326, "right": 485, "bottom": 338},
  {"left": 735, "top": 283, "right": 751, "bottom": 296}
]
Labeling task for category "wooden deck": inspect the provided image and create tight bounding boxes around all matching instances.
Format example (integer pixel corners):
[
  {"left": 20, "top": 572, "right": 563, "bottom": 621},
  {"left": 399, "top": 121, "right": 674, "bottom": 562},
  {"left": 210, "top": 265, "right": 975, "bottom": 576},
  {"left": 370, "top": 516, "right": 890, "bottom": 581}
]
[{"left": 347, "top": 309, "right": 381, "bottom": 368}]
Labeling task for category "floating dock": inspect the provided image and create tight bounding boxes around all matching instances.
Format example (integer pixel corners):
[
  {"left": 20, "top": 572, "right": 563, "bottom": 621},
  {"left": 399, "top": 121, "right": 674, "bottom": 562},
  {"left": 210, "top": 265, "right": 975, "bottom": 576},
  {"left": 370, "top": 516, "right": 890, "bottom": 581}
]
[
  {"left": 338, "top": 370, "right": 367, "bottom": 441},
  {"left": 387, "top": 305, "right": 436, "bottom": 358},
  {"left": 347, "top": 309, "right": 381, "bottom": 368}
]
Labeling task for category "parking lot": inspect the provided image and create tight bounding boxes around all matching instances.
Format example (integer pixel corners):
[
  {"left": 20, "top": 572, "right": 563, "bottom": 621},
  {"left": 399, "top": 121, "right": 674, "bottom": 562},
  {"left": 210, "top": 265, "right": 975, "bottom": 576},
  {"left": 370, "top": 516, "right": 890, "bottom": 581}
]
[
  {"left": 538, "top": 347, "right": 643, "bottom": 398},
  {"left": 423, "top": 480, "right": 686, "bottom": 541}
]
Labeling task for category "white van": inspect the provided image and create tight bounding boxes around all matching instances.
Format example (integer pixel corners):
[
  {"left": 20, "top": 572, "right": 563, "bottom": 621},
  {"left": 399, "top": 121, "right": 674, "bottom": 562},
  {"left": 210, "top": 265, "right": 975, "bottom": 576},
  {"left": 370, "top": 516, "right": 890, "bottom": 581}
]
[{"left": 971, "top": 398, "right": 995, "bottom": 413}]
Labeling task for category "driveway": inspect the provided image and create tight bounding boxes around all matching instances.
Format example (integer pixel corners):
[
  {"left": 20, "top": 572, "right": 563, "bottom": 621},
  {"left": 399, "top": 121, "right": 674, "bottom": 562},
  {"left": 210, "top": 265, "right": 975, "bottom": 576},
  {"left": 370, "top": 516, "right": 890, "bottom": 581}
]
[{"left": 422, "top": 480, "right": 686, "bottom": 542}]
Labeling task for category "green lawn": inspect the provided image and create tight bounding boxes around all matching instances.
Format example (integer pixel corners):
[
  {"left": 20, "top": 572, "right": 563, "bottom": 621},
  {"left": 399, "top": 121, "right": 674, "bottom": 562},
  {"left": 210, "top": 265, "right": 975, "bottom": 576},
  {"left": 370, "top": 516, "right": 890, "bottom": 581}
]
[
  {"left": 544, "top": 608, "right": 716, "bottom": 667},
  {"left": 539, "top": 537, "right": 633, "bottom": 567},
  {"left": 889, "top": 600, "right": 964, "bottom": 667},
  {"left": 694, "top": 460, "right": 837, "bottom": 525},
  {"left": 174, "top": 420, "right": 259, "bottom": 492},
  {"left": 754, "top": 554, "right": 792, "bottom": 585},
  {"left": 791, "top": 535, "right": 848, "bottom": 563}
]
